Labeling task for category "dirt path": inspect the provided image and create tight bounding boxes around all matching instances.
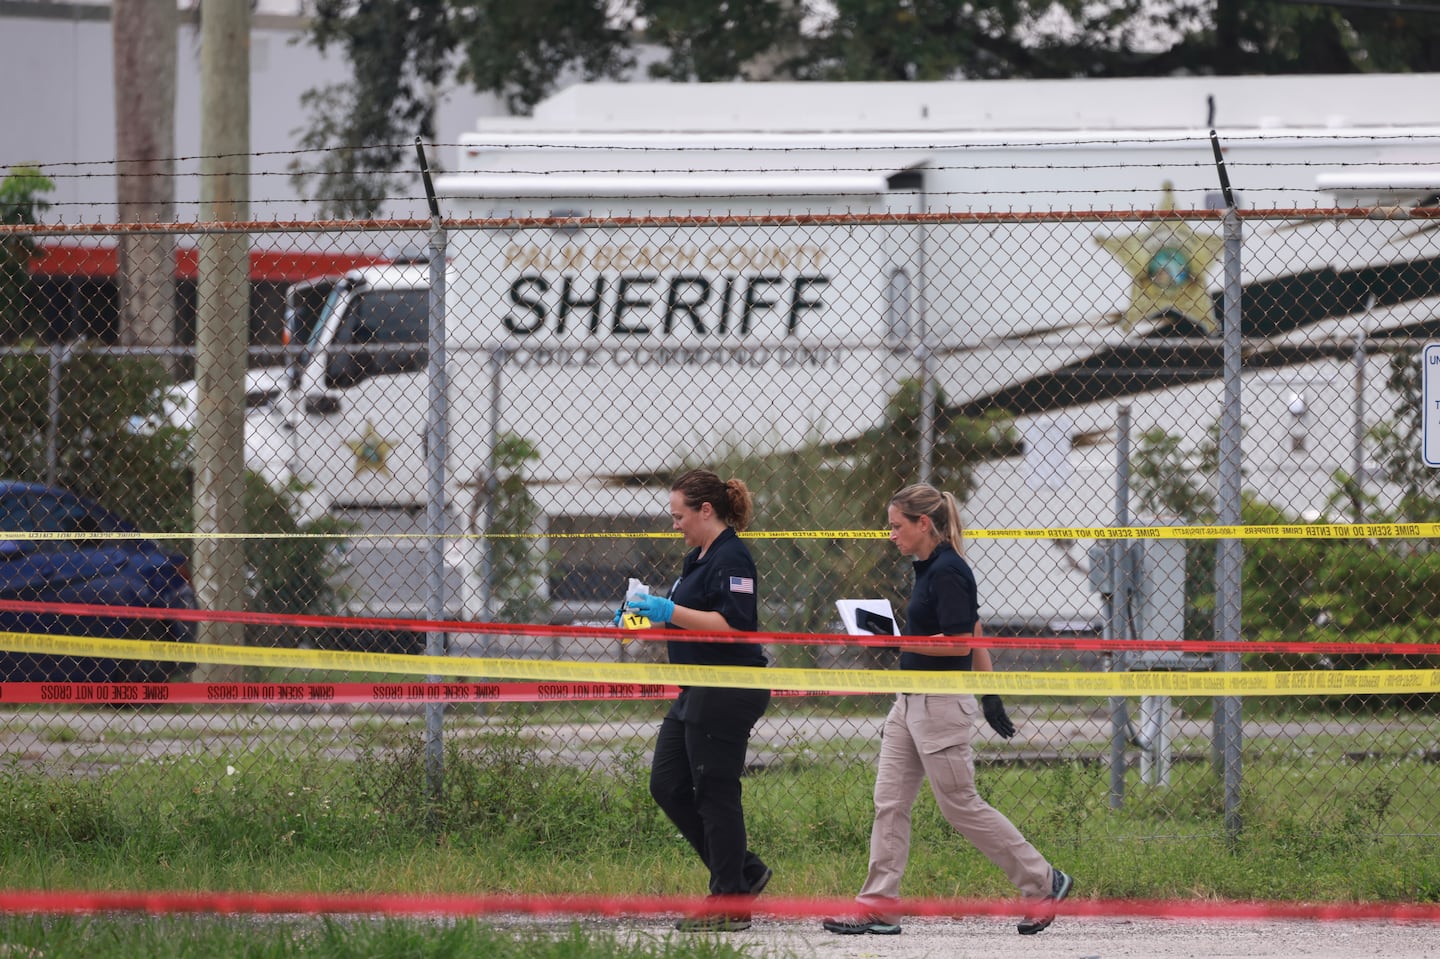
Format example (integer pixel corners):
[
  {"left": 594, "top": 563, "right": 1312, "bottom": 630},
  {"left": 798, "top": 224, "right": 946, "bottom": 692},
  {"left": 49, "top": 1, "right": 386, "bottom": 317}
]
[{"left": 607, "top": 916, "right": 1440, "bottom": 958}]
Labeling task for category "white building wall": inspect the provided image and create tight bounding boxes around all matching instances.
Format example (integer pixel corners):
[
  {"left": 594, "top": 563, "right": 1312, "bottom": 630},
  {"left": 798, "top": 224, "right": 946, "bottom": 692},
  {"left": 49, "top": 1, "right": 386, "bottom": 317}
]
[{"left": 0, "top": 1, "right": 507, "bottom": 225}]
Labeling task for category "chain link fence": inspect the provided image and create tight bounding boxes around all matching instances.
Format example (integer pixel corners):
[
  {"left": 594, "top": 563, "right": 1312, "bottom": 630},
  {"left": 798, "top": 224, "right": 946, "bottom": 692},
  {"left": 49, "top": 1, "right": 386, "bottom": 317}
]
[{"left": 3, "top": 149, "right": 1440, "bottom": 859}]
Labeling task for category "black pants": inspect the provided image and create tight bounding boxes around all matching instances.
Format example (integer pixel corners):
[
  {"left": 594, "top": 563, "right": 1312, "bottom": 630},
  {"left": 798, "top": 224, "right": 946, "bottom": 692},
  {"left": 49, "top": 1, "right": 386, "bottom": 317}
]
[{"left": 649, "top": 685, "right": 771, "bottom": 895}]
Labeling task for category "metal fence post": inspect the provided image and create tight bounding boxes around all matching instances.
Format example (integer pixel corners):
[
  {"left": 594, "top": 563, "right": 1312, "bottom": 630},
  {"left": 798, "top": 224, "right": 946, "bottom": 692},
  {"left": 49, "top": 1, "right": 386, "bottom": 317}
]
[
  {"left": 916, "top": 185, "right": 934, "bottom": 485},
  {"left": 1109, "top": 403, "right": 1133, "bottom": 808},
  {"left": 45, "top": 342, "right": 65, "bottom": 488},
  {"left": 418, "top": 139, "right": 448, "bottom": 820},
  {"left": 1212, "top": 131, "right": 1245, "bottom": 840},
  {"left": 480, "top": 346, "right": 502, "bottom": 630},
  {"left": 1352, "top": 319, "right": 1369, "bottom": 522}
]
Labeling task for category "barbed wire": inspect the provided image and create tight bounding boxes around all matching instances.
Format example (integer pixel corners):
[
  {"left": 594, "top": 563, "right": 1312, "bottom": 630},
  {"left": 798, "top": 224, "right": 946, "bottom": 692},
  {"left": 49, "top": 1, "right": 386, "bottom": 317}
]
[{"left": 6, "top": 205, "right": 1437, "bottom": 238}]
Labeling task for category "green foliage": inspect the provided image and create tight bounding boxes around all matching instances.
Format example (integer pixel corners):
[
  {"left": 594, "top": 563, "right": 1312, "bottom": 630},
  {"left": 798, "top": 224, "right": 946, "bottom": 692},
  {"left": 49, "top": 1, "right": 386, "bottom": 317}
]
[
  {"left": 1254, "top": 778, "right": 1396, "bottom": 863},
  {"left": 733, "top": 444, "right": 896, "bottom": 641},
  {"left": 15, "top": 687, "right": 1440, "bottom": 935},
  {"left": 1126, "top": 406, "right": 1440, "bottom": 669},
  {"left": 354, "top": 720, "right": 667, "bottom": 852},
  {"left": 1238, "top": 498, "right": 1328, "bottom": 640},
  {"left": 1372, "top": 348, "right": 1440, "bottom": 524},
  {"left": 243, "top": 474, "right": 352, "bottom": 620},
  {"left": 291, "top": 0, "right": 456, "bottom": 218},
  {"left": 1131, "top": 427, "right": 1215, "bottom": 520},
  {"left": 0, "top": 917, "right": 759, "bottom": 959},
  {"left": 0, "top": 165, "right": 54, "bottom": 344},
  {"left": 1146, "top": 0, "right": 1440, "bottom": 76},
  {"left": 453, "top": 0, "right": 636, "bottom": 113},
  {"left": 0, "top": 756, "right": 121, "bottom": 847},
  {"left": 6, "top": 723, "right": 1440, "bottom": 908},
  {"left": 0, "top": 166, "right": 51, "bottom": 225},
  {"left": 0, "top": 349, "right": 192, "bottom": 531},
  {"left": 863, "top": 378, "right": 1019, "bottom": 502},
  {"left": 643, "top": 0, "right": 803, "bottom": 82},
  {"left": 0, "top": 347, "right": 349, "bottom": 623},
  {"left": 289, "top": 85, "right": 411, "bottom": 221},
  {"left": 294, "top": 0, "right": 633, "bottom": 214},
  {"left": 702, "top": 378, "right": 1016, "bottom": 644},
  {"left": 489, "top": 432, "right": 555, "bottom": 623},
  {"left": 1234, "top": 347, "right": 1440, "bottom": 681},
  {"left": 1027, "top": 760, "right": 1106, "bottom": 848},
  {"left": 796, "top": 0, "right": 1136, "bottom": 81}
]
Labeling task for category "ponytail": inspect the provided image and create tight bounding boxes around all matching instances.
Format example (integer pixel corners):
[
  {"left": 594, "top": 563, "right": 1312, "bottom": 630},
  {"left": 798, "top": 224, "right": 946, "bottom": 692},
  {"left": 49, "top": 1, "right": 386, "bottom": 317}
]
[{"left": 673, "top": 468, "right": 754, "bottom": 532}]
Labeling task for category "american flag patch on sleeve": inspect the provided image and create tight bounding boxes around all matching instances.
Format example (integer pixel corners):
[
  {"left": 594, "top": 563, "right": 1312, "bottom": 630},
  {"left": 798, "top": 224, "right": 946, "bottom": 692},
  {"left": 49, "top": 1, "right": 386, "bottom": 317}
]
[{"left": 728, "top": 576, "right": 755, "bottom": 594}]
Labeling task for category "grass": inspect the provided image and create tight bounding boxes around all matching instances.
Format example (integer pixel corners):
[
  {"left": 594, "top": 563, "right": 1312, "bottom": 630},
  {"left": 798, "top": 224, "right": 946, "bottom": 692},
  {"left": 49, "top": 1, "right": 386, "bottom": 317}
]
[
  {"left": 1, "top": 712, "right": 1438, "bottom": 900},
  {"left": 3, "top": 702, "right": 1440, "bottom": 954},
  {"left": 0, "top": 916, "right": 762, "bottom": 959}
]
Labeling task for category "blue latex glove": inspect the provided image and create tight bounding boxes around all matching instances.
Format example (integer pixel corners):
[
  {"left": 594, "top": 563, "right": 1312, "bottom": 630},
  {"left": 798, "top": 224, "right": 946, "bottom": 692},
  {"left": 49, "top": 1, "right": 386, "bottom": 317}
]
[
  {"left": 611, "top": 604, "right": 626, "bottom": 627},
  {"left": 626, "top": 593, "right": 675, "bottom": 625}
]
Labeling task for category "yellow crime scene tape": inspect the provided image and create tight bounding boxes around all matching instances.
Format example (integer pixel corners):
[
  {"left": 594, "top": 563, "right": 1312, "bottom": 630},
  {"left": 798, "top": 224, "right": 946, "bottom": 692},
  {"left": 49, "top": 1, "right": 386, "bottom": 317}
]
[
  {"left": 3, "top": 521, "right": 1436, "bottom": 543},
  {"left": 3, "top": 630, "right": 1438, "bottom": 698}
]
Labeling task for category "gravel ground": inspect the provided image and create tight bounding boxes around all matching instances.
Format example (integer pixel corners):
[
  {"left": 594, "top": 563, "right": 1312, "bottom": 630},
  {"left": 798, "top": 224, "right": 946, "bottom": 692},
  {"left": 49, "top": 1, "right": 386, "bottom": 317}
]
[{"left": 604, "top": 916, "right": 1440, "bottom": 958}]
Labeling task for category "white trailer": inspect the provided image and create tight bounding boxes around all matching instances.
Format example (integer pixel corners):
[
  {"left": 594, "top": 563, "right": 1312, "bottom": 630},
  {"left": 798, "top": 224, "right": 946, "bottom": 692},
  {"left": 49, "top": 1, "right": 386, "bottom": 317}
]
[{"left": 176, "top": 73, "right": 1440, "bottom": 626}]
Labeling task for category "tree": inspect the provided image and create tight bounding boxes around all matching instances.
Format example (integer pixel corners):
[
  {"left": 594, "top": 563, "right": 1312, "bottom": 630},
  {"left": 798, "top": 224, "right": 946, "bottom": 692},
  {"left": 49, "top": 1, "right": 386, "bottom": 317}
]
[
  {"left": 643, "top": 0, "right": 804, "bottom": 82},
  {"left": 487, "top": 432, "right": 555, "bottom": 623},
  {"left": 1370, "top": 347, "right": 1440, "bottom": 525},
  {"left": 0, "top": 166, "right": 54, "bottom": 345},
  {"left": 293, "top": 0, "right": 635, "bottom": 215},
  {"left": 794, "top": 0, "right": 1152, "bottom": 81},
  {"left": 1127, "top": 0, "right": 1440, "bottom": 77},
  {"left": 291, "top": 0, "right": 459, "bottom": 218},
  {"left": 112, "top": 0, "right": 178, "bottom": 373},
  {"left": 292, "top": 0, "right": 1440, "bottom": 216},
  {"left": 1131, "top": 402, "right": 1440, "bottom": 688},
  {"left": 702, "top": 379, "right": 1017, "bottom": 649}
]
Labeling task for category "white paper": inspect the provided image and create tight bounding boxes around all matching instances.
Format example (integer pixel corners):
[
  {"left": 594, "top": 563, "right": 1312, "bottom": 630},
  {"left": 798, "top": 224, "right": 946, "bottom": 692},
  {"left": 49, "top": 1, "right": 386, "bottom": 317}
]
[
  {"left": 835, "top": 599, "right": 900, "bottom": 636},
  {"left": 1024, "top": 414, "right": 1074, "bottom": 490},
  {"left": 619, "top": 578, "right": 655, "bottom": 631}
]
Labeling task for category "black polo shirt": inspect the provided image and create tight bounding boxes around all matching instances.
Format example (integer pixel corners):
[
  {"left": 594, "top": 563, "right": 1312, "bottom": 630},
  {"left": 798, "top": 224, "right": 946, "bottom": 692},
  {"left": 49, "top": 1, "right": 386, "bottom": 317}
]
[
  {"left": 900, "top": 541, "right": 977, "bottom": 672},
  {"left": 664, "top": 526, "right": 767, "bottom": 668}
]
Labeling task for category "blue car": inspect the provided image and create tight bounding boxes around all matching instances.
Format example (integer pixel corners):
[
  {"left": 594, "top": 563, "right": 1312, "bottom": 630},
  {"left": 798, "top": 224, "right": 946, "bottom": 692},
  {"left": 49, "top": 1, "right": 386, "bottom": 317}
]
[{"left": 0, "top": 481, "right": 196, "bottom": 683}]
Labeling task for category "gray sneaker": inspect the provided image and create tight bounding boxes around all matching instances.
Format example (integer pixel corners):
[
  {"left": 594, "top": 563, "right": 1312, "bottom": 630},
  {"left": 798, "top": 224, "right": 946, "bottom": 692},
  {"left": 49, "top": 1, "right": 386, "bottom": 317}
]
[{"left": 1017, "top": 868, "right": 1073, "bottom": 935}]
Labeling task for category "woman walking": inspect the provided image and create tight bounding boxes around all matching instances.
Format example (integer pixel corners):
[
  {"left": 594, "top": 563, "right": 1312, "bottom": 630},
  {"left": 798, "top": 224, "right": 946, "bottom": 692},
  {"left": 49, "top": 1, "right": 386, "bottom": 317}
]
[
  {"left": 623, "top": 468, "right": 772, "bottom": 932},
  {"left": 822, "top": 482, "right": 1072, "bottom": 937}
]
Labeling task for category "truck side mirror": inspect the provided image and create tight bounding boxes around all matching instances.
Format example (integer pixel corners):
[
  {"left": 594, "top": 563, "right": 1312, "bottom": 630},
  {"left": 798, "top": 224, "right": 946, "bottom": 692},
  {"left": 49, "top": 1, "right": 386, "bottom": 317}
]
[{"left": 304, "top": 395, "right": 341, "bottom": 416}]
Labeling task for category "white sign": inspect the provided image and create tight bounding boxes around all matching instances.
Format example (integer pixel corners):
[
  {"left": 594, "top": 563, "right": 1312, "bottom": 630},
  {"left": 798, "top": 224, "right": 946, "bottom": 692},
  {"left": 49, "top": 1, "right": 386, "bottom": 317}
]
[{"left": 1424, "top": 343, "right": 1440, "bottom": 468}]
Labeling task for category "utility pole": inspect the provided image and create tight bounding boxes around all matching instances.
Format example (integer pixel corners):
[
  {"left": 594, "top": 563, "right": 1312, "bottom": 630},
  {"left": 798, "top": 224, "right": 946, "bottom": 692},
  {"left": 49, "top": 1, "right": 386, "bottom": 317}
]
[{"left": 192, "top": 0, "right": 250, "bottom": 680}]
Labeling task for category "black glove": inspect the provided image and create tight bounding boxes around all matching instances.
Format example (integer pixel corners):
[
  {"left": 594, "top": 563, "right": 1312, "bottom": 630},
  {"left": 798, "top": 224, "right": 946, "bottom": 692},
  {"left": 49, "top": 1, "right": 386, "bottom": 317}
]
[{"left": 981, "top": 694, "right": 1016, "bottom": 739}]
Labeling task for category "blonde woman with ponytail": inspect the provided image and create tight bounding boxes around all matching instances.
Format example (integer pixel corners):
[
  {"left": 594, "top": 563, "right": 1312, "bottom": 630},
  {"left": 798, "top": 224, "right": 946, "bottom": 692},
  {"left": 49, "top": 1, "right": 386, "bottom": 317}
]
[{"left": 823, "top": 483, "right": 1073, "bottom": 938}]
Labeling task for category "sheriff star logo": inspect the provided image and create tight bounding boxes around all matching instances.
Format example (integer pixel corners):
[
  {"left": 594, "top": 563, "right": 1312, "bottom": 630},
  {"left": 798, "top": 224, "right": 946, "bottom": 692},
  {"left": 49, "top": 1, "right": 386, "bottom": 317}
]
[
  {"left": 1096, "top": 181, "right": 1224, "bottom": 334},
  {"left": 347, "top": 421, "right": 393, "bottom": 476}
]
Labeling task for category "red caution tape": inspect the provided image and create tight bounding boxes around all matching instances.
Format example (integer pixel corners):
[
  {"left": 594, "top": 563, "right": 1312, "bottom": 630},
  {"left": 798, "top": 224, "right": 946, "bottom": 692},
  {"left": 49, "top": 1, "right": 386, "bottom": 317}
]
[
  {"left": 3, "top": 597, "right": 1440, "bottom": 657},
  {"left": 0, "top": 889, "right": 1436, "bottom": 923},
  {"left": 0, "top": 681, "right": 833, "bottom": 705}
]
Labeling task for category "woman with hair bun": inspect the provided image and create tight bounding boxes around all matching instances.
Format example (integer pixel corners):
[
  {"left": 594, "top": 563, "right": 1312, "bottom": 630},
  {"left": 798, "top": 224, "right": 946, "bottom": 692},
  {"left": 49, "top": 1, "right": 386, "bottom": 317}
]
[
  {"left": 823, "top": 483, "right": 1072, "bottom": 938},
  {"left": 623, "top": 467, "right": 772, "bottom": 932}
]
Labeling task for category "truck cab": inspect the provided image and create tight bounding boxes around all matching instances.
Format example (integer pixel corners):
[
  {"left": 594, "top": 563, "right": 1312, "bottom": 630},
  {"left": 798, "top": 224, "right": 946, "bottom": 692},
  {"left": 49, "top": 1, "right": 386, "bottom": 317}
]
[{"left": 283, "top": 262, "right": 433, "bottom": 522}]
